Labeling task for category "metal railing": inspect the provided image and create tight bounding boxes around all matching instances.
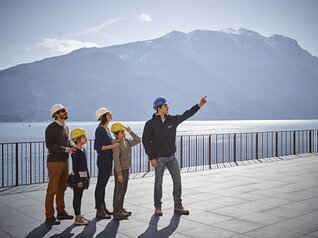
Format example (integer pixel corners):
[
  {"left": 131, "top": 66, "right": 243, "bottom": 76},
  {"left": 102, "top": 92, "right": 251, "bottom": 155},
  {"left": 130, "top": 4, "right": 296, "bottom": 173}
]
[{"left": 1, "top": 129, "right": 317, "bottom": 187}]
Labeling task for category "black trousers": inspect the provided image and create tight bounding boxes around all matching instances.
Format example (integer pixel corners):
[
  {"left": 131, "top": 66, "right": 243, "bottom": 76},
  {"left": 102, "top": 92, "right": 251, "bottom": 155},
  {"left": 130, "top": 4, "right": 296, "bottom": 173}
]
[
  {"left": 73, "top": 188, "right": 83, "bottom": 215},
  {"left": 95, "top": 158, "right": 113, "bottom": 209},
  {"left": 113, "top": 169, "right": 129, "bottom": 213}
]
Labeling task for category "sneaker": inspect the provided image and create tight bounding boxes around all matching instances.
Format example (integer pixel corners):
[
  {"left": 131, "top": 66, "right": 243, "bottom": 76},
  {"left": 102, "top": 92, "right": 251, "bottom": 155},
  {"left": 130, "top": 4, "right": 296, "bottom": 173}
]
[
  {"left": 45, "top": 216, "right": 61, "bottom": 225},
  {"left": 174, "top": 207, "right": 189, "bottom": 215},
  {"left": 113, "top": 211, "right": 128, "bottom": 220},
  {"left": 102, "top": 202, "right": 113, "bottom": 215},
  {"left": 57, "top": 210, "right": 74, "bottom": 220},
  {"left": 96, "top": 207, "right": 111, "bottom": 219},
  {"left": 74, "top": 215, "right": 89, "bottom": 225},
  {"left": 122, "top": 209, "right": 132, "bottom": 217},
  {"left": 81, "top": 214, "right": 91, "bottom": 223},
  {"left": 155, "top": 207, "right": 163, "bottom": 216}
]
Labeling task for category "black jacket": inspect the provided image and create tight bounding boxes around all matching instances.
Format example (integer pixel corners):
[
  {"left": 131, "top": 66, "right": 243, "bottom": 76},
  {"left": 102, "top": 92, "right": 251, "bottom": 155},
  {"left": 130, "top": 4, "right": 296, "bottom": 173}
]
[
  {"left": 71, "top": 148, "right": 90, "bottom": 183},
  {"left": 142, "top": 104, "right": 200, "bottom": 160}
]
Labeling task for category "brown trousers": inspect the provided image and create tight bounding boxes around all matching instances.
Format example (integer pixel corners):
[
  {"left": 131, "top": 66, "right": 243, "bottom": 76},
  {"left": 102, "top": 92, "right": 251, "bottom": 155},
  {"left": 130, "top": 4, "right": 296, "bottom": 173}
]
[{"left": 45, "top": 161, "right": 68, "bottom": 219}]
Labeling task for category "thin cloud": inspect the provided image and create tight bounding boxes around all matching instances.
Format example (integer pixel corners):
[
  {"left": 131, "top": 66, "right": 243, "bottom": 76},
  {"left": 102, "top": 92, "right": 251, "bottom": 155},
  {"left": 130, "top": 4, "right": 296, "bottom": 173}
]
[
  {"left": 75, "top": 17, "right": 125, "bottom": 36},
  {"left": 139, "top": 14, "right": 153, "bottom": 22},
  {"left": 38, "top": 38, "right": 99, "bottom": 54}
]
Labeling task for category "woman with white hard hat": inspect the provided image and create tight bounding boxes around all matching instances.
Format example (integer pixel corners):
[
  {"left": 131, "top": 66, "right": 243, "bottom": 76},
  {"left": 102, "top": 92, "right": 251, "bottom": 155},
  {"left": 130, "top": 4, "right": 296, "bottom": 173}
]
[{"left": 94, "top": 107, "right": 120, "bottom": 219}]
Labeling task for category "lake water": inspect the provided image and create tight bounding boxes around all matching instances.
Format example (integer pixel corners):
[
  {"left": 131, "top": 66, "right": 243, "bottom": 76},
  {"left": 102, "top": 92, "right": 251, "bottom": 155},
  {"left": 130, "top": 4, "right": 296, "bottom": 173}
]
[{"left": 1, "top": 119, "right": 318, "bottom": 143}]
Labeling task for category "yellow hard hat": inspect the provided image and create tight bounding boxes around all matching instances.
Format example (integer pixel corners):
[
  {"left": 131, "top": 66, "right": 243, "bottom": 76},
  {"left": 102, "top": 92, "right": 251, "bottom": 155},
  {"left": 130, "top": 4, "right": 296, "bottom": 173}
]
[
  {"left": 111, "top": 123, "right": 125, "bottom": 133},
  {"left": 70, "top": 128, "right": 86, "bottom": 141}
]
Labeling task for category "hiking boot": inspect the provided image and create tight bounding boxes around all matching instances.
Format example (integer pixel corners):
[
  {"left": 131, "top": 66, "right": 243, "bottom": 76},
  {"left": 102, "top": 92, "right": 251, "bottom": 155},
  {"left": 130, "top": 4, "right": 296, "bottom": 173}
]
[
  {"left": 155, "top": 207, "right": 163, "bottom": 216},
  {"left": 113, "top": 211, "right": 128, "bottom": 220},
  {"left": 174, "top": 207, "right": 189, "bottom": 215},
  {"left": 57, "top": 210, "right": 74, "bottom": 220},
  {"left": 96, "top": 207, "right": 111, "bottom": 219},
  {"left": 45, "top": 216, "right": 61, "bottom": 225},
  {"left": 102, "top": 201, "right": 113, "bottom": 215},
  {"left": 122, "top": 208, "right": 132, "bottom": 217},
  {"left": 74, "top": 215, "right": 90, "bottom": 225}
]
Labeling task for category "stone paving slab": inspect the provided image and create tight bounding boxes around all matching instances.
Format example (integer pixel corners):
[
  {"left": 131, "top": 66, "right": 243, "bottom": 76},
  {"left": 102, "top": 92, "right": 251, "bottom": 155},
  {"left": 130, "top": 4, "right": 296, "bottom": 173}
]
[{"left": 0, "top": 153, "right": 318, "bottom": 237}]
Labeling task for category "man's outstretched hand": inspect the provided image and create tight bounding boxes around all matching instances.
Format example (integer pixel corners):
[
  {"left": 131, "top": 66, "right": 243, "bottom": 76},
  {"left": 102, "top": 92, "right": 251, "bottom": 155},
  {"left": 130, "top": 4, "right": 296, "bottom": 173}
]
[{"left": 198, "top": 96, "right": 207, "bottom": 107}]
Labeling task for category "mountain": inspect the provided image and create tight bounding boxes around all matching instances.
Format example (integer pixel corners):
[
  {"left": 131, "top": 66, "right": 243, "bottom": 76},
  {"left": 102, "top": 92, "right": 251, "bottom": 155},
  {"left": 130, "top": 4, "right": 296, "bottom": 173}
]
[{"left": 0, "top": 28, "right": 318, "bottom": 122}]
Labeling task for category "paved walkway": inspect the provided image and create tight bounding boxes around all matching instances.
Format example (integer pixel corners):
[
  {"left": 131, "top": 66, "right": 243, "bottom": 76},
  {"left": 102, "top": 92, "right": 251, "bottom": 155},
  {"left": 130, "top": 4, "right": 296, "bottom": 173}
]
[{"left": 0, "top": 153, "right": 318, "bottom": 238}]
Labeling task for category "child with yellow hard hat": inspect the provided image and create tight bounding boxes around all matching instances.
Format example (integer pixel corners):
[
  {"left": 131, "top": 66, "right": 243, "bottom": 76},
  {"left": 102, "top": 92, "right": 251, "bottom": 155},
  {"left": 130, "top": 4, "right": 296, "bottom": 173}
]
[
  {"left": 70, "top": 127, "right": 90, "bottom": 225},
  {"left": 111, "top": 122, "right": 140, "bottom": 220}
]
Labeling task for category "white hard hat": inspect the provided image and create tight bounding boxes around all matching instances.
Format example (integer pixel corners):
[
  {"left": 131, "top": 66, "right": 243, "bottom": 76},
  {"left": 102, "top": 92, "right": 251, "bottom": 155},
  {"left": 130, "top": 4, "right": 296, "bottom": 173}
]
[
  {"left": 96, "top": 107, "right": 111, "bottom": 121},
  {"left": 50, "top": 104, "right": 66, "bottom": 118}
]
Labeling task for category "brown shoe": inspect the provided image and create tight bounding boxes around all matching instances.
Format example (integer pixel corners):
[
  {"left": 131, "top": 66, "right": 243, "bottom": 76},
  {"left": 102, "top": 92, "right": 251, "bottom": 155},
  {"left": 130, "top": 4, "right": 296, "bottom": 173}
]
[
  {"left": 45, "top": 216, "right": 61, "bottom": 225},
  {"left": 174, "top": 207, "right": 189, "bottom": 215},
  {"left": 57, "top": 210, "right": 74, "bottom": 220},
  {"left": 102, "top": 202, "right": 113, "bottom": 215},
  {"left": 155, "top": 207, "right": 163, "bottom": 216},
  {"left": 96, "top": 207, "right": 111, "bottom": 219},
  {"left": 122, "top": 209, "right": 132, "bottom": 217},
  {"left": 113, "top": 211, "right": 128, "bottom": 220}
]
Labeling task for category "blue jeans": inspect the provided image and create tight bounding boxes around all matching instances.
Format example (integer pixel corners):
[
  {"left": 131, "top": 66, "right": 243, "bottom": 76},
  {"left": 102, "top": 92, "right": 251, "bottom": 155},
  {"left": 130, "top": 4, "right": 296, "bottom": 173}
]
[{"left": 154, "top": 155, "right": 182, "bottom": 208}]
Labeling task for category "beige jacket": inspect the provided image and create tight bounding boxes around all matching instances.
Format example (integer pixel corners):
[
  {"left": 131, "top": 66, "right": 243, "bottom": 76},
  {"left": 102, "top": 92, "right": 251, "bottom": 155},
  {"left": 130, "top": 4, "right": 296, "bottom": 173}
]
[{"left": 112, "top": 131, "right": 141, "bottom": 176}]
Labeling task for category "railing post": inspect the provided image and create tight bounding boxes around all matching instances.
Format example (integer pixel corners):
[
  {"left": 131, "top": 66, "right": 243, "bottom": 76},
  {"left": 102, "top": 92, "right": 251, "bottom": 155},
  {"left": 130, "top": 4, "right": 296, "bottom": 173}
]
[
  {"left": 2, "top": 144, "right": 4, "bottom": 187},
  {"left": 180, "top": 136, "right": 183, "bottom": 169},
  {"left": 42, "top": 142, "right": 45, "bottom": 183},
  {"left": 276, "top": 132, "right": 278, "bottom": 157},
  {"left": 293, "top": 131, "right": 296, "bottom": 155},
  {"left": 208, "top": 135, "right": 211, "bottom": 169},
  {"left": 256, "top": 133, "right": 259, "bottom": 160},
  {"left": 309, "top": 130, "right": 312, "bottom": 153},
  {"left": 15, "top": 143, "right": 19, "bottom": 186},
  {"left": 234, "top": 134, "right": 237, "bottom": 164}
]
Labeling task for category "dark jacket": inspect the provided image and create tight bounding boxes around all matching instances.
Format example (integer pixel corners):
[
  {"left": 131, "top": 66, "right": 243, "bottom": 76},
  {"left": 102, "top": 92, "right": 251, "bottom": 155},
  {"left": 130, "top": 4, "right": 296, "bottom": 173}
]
[
  {"left": 142, "top": 104, "right": 200, "bottom": 160},
  {"left": 94, "top": 125, "right": 113, "bottom": 160},
  {"left": 71, "top": 148, "right": 90, "bottom": 183},
  {"left": 45, "top": 121, "right": 71, "bottom": 162}
]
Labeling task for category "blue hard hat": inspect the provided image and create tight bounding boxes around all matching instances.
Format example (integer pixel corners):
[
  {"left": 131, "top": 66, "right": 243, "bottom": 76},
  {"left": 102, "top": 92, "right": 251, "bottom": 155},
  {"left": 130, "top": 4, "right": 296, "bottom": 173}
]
[{"left": 153, "top": 97, "right": 168, "bottom": 109}]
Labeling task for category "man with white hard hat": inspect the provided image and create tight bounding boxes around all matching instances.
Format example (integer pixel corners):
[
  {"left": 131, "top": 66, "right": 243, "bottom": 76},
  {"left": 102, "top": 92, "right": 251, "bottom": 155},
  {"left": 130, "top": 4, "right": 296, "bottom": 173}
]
[{"left": 44, "top": 104, "right": 76, "bottom": 225}]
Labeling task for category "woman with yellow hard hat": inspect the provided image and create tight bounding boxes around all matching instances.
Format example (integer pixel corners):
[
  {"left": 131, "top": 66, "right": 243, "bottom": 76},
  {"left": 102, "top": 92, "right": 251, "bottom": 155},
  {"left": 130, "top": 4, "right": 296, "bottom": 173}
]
[{"left": 94, "top": 108, "right": 120, "bottom": 219}]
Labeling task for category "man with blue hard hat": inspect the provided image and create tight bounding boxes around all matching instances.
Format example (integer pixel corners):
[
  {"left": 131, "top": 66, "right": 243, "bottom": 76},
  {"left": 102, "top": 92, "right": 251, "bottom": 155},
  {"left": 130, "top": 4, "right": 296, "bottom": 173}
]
[{"left": 142, "top": 96, "right": 207, "bottom": 216}]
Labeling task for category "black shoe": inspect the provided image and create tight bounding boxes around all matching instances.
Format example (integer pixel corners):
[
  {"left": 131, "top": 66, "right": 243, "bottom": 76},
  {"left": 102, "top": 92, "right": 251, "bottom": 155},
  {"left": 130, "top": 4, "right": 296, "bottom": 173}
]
[
  {"left": 96, "top": 207, "right": 111, "bottom": 219},
  {"left": 45, "top": 216, "right": 61, "bottom": 225},
  {"left": 102, "top": 202, "right": 113, "bottom": 215},
  {"left": 57, "top": 210, "right": 74, "bottom": 220}
]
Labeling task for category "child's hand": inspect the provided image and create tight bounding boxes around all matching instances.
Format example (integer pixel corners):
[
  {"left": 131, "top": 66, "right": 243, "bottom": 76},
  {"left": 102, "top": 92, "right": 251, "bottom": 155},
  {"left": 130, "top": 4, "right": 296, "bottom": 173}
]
[
  {"left": 118, "top": 175, "right": 124, "bottom": 183},
  {"left": 77, "top": 182, "right": 83, "bottom": 188},
  {"left": 125, "top": 126, "right": 132, "bottom": 133}
]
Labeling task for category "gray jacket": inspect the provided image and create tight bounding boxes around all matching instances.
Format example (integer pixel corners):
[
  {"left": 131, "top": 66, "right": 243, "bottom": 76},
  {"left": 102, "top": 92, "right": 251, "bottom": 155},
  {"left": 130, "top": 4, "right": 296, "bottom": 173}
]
[{"left": 112, "top": 131, "right": 141, "bottom": 176}]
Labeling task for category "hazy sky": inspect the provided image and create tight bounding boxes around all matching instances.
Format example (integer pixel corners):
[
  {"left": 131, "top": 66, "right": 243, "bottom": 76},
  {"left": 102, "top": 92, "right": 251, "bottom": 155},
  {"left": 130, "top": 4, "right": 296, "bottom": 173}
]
[{"left": 1, "top": 0, "right": 317, "bottom": 70}]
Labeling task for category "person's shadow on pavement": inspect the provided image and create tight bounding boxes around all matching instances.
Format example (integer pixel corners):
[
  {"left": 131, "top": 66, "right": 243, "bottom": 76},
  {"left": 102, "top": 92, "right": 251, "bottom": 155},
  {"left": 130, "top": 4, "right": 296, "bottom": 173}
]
[
  {"left": 25, "top": 223, "right": 53, "bottom": 238},
  {"left": 75, "top": 218, "right": 98, "bottom": 238},
  {"left": 48, "top": 223, "right": 76, "bottom": 238},
  {"left": 138, "top": 213, "right": 181, "bottom": 238},
  {"left": 95, "top": 218, "right": 120, "bottom": 238}
]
